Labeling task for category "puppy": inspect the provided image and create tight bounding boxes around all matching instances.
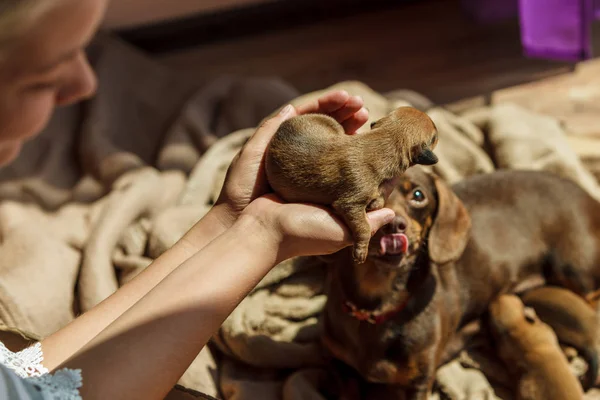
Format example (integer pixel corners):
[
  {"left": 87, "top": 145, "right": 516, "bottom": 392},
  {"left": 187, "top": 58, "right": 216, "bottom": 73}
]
[
  {"left": 321, "top": 167, "right": 600, "bottom": 399},
  {"left": 488, "top": 294, "right": 584, "bottom": 400},
  {"left": 521, "top": 286, "right": 599, "bottom": 390},
  {"left": 265, "top": 107, "right": 438, "bottom": 263}
]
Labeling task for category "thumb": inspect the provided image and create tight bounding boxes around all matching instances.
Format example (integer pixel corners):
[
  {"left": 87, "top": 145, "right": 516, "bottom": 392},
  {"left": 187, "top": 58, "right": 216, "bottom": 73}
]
[
  {"left": 252, "top": 104, "right": 297, "bottom": 145},
  {"left": 366, "top": 208, "right": 395, "bottom": 235}
]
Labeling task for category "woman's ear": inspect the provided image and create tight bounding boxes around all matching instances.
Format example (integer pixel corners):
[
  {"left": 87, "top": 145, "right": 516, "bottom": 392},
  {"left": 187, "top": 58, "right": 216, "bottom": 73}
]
[{"left": 428, "top": 175, "right": 471, "bottom": 264}]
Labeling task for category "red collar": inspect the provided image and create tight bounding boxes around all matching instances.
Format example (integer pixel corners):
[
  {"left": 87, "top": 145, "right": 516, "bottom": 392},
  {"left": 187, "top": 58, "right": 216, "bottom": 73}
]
[{"left": 342, "top": 296, "right": 410, "bottom": 324}]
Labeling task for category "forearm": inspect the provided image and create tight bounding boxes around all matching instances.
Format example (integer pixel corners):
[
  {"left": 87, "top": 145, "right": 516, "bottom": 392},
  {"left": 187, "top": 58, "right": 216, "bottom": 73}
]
[
  {"left": 40, "top": 205, "right": 231, "bottom": 370},
  {"left": 57, "top": 215, "right": 278, "bottom": 399}
]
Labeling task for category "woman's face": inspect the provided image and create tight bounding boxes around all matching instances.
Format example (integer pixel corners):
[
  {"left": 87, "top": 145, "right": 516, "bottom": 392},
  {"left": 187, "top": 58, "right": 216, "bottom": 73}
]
[{"left": 0, "top": 0, "right": 107, "bottom": 166}]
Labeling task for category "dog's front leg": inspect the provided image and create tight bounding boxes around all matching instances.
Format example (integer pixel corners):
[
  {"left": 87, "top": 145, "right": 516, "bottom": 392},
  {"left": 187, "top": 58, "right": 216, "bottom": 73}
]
[
  {"left": 404, "top": 384, "right": 430, "bottom": 400},
  {"left": 332, "top": 198, "right": 372, "bottom": 264},
  {"left": 405, "top": 352, "right": 438, "bottom": 400}
]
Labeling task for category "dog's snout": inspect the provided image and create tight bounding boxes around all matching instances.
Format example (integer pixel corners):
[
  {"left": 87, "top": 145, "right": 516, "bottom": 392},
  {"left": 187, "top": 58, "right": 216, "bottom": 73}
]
[{"left": 389, "top": 216, "right": 407, "bottom": 233}]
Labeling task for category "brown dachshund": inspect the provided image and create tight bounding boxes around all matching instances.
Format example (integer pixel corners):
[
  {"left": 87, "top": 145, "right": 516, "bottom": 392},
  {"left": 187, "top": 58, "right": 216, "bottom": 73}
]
[
  {"left": 488, "top": 294, "right": 584, "bottom": 400},
  {"left": 265, "top": 107, "right": 438, "bottom": 264},
  {"left": 321, "top": 167, "right": 600, "bottom": 399}
]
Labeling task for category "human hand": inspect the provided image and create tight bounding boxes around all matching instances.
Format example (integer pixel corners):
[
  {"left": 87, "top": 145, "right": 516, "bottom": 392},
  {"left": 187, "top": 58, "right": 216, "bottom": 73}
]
[
  {"left": 212, "top": 90, "right": 369, "bottom": 229},
  {"left": 241, "top": 194, "right": 395, "bottom": 263}
]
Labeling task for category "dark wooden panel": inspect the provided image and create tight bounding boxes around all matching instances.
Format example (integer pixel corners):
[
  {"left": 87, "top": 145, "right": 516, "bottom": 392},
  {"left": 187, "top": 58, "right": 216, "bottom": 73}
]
[
  {"left": 117, "top": 0, "right": 420, "bottom": 53},
  {"left": 152, "top": 0, "right": 575, "bottom": 103}
]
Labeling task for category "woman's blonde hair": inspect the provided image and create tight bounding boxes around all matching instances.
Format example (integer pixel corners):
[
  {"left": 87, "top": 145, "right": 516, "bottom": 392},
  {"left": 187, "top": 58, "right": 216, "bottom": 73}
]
[{"left": 0, "top": 0, "right": 57, "bottom": 53}]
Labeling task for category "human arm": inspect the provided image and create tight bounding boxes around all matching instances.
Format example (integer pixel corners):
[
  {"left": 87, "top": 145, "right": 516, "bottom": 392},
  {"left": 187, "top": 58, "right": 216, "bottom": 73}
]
[
  {"left": 39, "top": 205, "right": 229, "bottom": 371},
  {"left": 55, "top": 196, "right": 393, "bottom": 399},
  {"left": 40, "top": 90, "right": 370, "bottom": 371}
]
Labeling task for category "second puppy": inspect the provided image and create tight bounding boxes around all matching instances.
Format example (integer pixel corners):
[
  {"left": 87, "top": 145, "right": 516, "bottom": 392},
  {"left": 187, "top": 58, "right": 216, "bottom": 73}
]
[
  {"left": 488, "top": 294, "right": 584, "bottom": 400},
  {"left": 265, "top": 107, "right": 438, "bottom": 263},
  {"left": 521, "top": 286, "right": 599, "bottom": 390}
]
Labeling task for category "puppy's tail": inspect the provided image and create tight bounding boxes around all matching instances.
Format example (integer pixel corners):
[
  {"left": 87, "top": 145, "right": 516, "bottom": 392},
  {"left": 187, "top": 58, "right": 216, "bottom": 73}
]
[{"left": 579, "top": 348, "right": 598, "bottom": 391}]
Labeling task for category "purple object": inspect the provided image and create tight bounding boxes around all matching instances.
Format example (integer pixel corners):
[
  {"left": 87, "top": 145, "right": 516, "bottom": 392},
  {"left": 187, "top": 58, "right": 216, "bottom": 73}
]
[
  {"left": 461, "top": 0, "right": 519, "bottom": 23},
  {"left": 519, "top": 0, "right": 599, "bottom": 61}
]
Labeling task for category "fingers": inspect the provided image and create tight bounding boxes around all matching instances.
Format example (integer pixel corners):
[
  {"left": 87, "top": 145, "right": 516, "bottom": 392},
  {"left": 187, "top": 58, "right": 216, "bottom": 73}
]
[
  {"left": 249, "top": 104, "right": 297, "bottom": 148},
  {"left": 222, "top": 105, "right": 298, "bottom": 204},
  {"left": 290, "top": 203, "right": 394, "bottom": 244},
  {"left": 296, "top": 90, "right": 369, "bottom": 135},
  {"left": 295, "top": 90, "right": 351, "bottom": 115},
  {"left": 341, "top": 107, "right": 369, "bottom": 135},
  {"left": 297, "top": 203, "right": 351, "bottom": 237},
  {"left": 235, "top": 103, "right": 297, "bottom": 164},
  {"left": 329, "top": 95, "right": 363, "bottom": 122},
  {"left": 366, "top": 208, "right": 396, "bottom": 236}
]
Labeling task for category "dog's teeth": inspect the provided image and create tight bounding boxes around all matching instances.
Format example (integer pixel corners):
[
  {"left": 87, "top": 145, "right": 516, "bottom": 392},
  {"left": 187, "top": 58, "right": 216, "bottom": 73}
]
[
  {"left": 379, "top": 240, "right": 387, "bottom": 255},
  {"left": 379, "top": 233, "right": 408, "bottom": 255}
]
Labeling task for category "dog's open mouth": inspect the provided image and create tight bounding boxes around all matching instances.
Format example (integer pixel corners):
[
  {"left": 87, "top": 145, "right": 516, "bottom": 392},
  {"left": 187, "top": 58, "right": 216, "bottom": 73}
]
[{"left": 379, "top": 233, "right": 409, "bottom": 256}]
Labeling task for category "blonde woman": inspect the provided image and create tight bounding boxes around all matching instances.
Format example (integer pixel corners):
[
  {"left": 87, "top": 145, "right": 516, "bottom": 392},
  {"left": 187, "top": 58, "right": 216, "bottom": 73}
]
[{"left": 0, "top": 0, "right": 395, "bottom": 398}]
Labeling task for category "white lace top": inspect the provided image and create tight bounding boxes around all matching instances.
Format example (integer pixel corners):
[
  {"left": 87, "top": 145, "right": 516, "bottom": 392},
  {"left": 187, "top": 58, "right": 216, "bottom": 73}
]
[{"left": 0, "top": 342, "right": 82, "bottom": 399}]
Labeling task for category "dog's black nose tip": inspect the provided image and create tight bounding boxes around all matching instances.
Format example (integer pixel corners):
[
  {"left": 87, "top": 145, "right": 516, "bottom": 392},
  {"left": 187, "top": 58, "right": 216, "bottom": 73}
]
[
  {"left": 414, "top": 148, "right": 438, "bottom": 166},
  {"left": 389, "top": 216, "right": 407, "bottom": 233}
]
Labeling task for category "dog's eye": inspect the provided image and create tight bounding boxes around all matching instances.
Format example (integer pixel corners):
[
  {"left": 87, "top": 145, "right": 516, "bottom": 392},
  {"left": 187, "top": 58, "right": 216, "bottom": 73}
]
[
  {"left": 412, "top": 190, "right": 425, "bottom": 202},
  {"left": 409, "top": 188, "right": 428, "bottom": 208},
  {"left": 523, "top": 307, "right": 537, "bottom": 324}
]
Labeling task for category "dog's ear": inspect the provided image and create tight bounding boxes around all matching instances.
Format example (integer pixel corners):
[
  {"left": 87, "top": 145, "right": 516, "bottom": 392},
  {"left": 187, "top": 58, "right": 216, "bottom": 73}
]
[
  {"left": 414, "top": 148, "right": 438, "bottom": 166},
  {"left": 428, "top": 175, "right": 471, "bottom": 264}
]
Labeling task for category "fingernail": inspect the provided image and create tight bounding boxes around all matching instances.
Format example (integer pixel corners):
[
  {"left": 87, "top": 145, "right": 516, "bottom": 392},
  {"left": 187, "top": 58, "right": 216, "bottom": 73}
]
[
  {"left": 368, "top": 209, "right": 395, "bottom": 236},
  {"left": 279, "top": 104, "right": 294, "bottom": 117},
  {"left": 368, "top": 208, "right": 395, "bottom": 224},
  {"left": 382, "top": 210, "right": 395, "bottom": 224}
]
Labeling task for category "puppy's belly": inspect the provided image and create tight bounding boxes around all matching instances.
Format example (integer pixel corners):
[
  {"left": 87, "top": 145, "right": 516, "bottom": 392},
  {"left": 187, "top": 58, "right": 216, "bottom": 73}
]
[{"left": 519, "top": 361, "right": 583, "bottom": 400}]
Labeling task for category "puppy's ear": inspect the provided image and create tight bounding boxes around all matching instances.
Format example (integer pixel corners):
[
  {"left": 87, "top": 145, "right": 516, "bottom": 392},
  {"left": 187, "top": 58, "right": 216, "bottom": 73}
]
[
  {"left": 428, "top": 175, "right": 471, "bottom": 264},
  {"left": 414, "top": 148, "right": 438, "bottom": 166}
]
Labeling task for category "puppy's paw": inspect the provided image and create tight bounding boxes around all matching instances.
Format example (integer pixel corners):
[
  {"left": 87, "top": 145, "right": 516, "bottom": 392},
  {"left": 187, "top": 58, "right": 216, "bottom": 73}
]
[
  {"left": 353, "top": 245, "right": 368, "bottom": 264},
  {"left": 366, "top": 196, "right": 385, "bottom": 212}
]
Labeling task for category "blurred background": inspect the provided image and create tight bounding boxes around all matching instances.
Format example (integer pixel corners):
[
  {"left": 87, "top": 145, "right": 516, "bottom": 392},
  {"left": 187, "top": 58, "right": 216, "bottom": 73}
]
[{"left": 101, "top": 0, "right": 597, "bottom": 105}]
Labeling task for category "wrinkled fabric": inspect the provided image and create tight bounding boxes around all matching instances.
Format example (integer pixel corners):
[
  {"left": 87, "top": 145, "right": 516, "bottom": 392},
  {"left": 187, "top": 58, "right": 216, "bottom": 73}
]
[{"left": 2, "top": 32, "right": 600, "bottom": 400}]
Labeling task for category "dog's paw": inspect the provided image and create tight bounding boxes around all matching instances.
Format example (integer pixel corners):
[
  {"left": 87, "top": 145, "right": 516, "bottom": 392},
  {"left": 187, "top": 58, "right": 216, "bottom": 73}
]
[
  {"left": 353, "top": 246, "right": 368, "bottom": 264},
  {"left": 366, "top": 196, "right": 385, "bottom": 212}
]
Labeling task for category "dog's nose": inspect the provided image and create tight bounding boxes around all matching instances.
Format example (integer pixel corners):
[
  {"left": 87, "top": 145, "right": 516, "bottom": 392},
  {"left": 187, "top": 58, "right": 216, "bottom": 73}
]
[{"left": 389, "top": 216, "right": 407, "bottom": 233}]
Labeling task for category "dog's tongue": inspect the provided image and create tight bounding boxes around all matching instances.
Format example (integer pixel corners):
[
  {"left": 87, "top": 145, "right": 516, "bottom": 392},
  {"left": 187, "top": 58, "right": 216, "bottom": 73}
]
[{"left": 380, "top": 233, "right": 409, "bottom": 255}]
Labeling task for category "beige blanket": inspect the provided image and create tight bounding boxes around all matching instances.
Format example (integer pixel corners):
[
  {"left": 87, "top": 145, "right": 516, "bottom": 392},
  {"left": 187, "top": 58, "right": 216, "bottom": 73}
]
[
  {"left": 0, "top": 33, "right": 298, "bottom": 398},
  {"left": 2, "top": 34, "right": 600, "bottom": 399},
  {"left": 205, "top": 82, "right": 600, "bottom": 400}
]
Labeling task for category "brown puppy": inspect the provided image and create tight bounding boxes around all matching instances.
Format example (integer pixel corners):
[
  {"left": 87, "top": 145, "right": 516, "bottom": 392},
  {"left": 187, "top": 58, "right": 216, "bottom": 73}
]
[
  {"left": 488, "top": 294, "right": 584, "bottom": 400},
  {"left": 265, "top": 107, "right": 438, "bottom": 263},
  {"left": 521, "top": 286, "right": 599, "bottom": 390},
  {"left": 321, "top": 167, "right": 600, "bottom": 399}
]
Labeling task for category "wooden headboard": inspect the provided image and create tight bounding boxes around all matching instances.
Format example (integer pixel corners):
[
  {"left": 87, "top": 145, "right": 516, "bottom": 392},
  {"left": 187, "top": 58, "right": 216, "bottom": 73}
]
[
  {"left": 113, "top": 0, "right": 420, "bottom": 53},
  {"left": 104, "top": 0, "right": 278, "bottom": 30}
]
